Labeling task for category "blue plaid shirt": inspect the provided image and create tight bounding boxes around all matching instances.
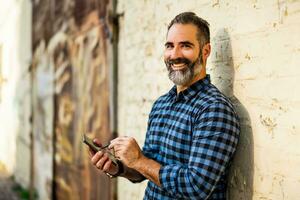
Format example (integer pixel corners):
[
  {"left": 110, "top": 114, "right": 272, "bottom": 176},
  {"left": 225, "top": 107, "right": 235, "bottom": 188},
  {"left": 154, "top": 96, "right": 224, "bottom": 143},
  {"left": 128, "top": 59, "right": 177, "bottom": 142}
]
[{"left": 142, "top": 75, "right": 240, "bottom": 200}]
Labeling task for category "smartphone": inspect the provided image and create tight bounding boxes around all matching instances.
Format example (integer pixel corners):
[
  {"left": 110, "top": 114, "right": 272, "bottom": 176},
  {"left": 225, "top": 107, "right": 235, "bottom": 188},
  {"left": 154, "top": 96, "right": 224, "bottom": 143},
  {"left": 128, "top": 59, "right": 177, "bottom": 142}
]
[
  {"left": 82, "top": 134, "right": 117, "bottom": 165},
  {"left": 82, "top": 134, "right": 101, "bottom": 152}
]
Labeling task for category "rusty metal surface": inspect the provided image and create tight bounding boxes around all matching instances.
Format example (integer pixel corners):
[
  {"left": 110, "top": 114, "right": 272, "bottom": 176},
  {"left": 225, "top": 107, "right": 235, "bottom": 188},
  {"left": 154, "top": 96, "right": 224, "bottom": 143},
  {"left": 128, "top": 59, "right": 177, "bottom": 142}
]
[{"left": 32, "top": 0, "right": 113, "bottom": 199}]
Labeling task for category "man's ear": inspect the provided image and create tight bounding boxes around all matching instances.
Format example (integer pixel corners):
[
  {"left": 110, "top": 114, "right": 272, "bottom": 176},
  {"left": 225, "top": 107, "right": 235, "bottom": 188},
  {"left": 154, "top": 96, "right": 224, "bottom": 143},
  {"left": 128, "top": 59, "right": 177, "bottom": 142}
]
[{"left": 202, "top": 43, "right": 211, "bottom": 61}]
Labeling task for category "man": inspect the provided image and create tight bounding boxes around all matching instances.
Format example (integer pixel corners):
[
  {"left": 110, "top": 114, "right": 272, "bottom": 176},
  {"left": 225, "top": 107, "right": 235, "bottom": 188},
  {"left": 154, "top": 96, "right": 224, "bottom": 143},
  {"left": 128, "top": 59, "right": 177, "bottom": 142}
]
[{"left": 90, "top": 12, "right": 240, "bottom": 199}]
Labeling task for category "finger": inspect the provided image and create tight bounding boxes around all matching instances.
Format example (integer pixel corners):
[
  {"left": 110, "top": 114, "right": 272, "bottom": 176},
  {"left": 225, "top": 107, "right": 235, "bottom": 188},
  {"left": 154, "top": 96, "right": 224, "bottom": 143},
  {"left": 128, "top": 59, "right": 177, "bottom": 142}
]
[
  {"left": 91, "top": 151, "right": 104, "bottom": 165},
  {"left": 88, "top": 148, "right": 96, "bottom": 156},
  {"left": 109, "top": 136, "right": 129, "bottom": 145},
  {"left": 96, "top": 153, "right": 109, "bottom": 170},
  {"left": 103, "top": 159, "right": 112, "bottom": 172},
  {"left": 113, "top": 147, "right": 127, "bottom": 158},
  {"left": 109, "top": 139, "right": 128, "bottom": 149},
  {"left": 110, "top": 143, "right": 125, "bottom": 152},
  {"left": 93, "top": 138, "right": 102, "bottom": 147},
  {"left": 114, "top": 149, "right": 125, "bottom": 160}
]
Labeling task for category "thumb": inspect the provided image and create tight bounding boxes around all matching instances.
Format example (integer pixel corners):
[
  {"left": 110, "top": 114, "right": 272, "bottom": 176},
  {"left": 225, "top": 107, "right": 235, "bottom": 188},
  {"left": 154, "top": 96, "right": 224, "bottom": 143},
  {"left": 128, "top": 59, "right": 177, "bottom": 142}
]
[{"left": 93, "top": 138, "right": 102, "bottom": 147}]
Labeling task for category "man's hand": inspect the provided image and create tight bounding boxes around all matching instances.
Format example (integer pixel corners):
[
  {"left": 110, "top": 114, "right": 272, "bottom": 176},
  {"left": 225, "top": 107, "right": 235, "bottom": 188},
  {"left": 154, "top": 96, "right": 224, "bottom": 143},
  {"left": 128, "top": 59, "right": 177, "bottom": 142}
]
[
  {"left": 109, "top": 136, "right": 143, "bottom": 169},
  {"left": 89, "top": 138, "right": 118, "bottom": 175}
]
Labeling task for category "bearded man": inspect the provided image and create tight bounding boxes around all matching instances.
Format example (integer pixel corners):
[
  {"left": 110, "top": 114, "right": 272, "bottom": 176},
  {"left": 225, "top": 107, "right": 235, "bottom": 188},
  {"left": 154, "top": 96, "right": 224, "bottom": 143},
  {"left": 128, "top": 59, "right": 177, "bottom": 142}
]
[{"left": 89, "top": 12, "right": 240, "bottom": 200}]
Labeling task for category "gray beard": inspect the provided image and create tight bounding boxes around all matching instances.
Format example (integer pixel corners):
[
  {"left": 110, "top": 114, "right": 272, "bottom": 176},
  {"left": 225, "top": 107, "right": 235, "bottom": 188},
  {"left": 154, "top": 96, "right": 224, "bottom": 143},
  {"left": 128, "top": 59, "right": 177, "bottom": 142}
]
[{"left": 167, "top": 57, "right": 202, "bottom": 86}]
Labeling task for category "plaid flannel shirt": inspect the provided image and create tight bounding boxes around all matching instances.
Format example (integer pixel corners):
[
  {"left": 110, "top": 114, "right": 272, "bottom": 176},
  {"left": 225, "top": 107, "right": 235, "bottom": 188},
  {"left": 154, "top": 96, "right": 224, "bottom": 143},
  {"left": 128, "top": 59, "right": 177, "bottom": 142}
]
[{"left": 142, "top": 75, "right": 240, "bottom": 200}]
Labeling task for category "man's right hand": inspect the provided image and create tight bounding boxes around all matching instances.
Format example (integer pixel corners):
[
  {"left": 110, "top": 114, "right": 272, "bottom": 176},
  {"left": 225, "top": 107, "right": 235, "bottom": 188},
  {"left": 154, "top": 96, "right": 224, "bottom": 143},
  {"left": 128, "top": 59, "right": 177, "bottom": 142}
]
[{"left": 89, "top": 138, "right": 119, "bottom": 176}]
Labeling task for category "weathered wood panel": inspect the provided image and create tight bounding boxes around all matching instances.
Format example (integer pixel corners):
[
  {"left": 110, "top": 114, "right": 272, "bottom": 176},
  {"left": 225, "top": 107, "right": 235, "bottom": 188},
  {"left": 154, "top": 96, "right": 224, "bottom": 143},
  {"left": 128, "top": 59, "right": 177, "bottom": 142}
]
[
  {"left": 32, "top": 0, "right": 114, "bottom": 199},
  {"left": 53, "top": 15, "right": 113, "bottom": 200}
]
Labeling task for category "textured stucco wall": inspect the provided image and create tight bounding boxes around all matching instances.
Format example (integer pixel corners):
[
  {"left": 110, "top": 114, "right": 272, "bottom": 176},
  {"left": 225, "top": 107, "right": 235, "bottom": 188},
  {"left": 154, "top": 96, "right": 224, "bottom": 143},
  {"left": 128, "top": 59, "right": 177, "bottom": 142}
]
[
  {"left": 0, "top": 0, "right": 32, "bottom": 186},
  {"left": 117, "top": 0, "right": 300, "bottom": 199}
]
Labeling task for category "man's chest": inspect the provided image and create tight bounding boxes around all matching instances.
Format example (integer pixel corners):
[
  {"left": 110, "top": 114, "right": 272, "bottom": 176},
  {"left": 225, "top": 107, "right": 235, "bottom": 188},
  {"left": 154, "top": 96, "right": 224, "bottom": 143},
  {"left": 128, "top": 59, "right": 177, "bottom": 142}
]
[{"left": 148, "top": 103, "right": 197, "bottom": 164}]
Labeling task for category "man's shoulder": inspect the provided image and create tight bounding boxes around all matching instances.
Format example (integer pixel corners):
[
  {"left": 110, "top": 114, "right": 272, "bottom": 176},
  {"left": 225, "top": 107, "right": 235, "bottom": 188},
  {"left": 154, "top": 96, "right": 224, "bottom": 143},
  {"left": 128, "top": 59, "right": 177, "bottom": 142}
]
[
  {"left": 194, "top": 83, "right": 235, "bottom": 112},
  {"left": 151, "top": 92, "right": 170, "bottom": 109}
]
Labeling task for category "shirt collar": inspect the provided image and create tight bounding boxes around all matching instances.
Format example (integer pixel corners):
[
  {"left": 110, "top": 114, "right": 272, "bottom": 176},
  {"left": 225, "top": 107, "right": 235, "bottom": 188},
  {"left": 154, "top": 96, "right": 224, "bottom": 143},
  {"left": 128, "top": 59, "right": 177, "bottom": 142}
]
[{"left": 167, "top": 75, "right": 211, "bottom": 102}]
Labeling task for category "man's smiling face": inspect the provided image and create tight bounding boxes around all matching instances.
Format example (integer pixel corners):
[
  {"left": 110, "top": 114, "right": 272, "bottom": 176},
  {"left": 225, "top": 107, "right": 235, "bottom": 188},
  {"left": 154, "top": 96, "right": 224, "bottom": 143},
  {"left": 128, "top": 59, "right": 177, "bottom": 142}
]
[{"left": 164, "top": 23, "right": 202, "bottom": 86}]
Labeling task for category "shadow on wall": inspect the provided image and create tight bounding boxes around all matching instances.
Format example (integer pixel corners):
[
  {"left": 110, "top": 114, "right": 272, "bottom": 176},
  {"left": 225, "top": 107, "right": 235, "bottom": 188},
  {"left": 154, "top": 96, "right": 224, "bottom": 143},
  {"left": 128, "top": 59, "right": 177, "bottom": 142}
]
[{"left": 211, "top": 29, "right": 254, "bottom": 199}]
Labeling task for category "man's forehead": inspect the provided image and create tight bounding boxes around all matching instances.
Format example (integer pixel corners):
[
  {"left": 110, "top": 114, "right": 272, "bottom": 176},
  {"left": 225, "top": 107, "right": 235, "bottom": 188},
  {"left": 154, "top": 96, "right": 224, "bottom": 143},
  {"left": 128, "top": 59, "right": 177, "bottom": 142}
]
[{"left": 166, "top": 24, "right": 198, "bottom": 42}]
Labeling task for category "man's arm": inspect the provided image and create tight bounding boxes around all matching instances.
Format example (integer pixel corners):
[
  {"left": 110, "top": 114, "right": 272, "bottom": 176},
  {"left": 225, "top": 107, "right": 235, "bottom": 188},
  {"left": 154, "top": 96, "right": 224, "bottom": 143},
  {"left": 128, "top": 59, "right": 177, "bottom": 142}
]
[
  {"left": 89, "top": 137, "right": 160, "bottom": 184},
  {"left": 158, "top": 102, "right": 240, "bottom": 199},
  {"left": 118, "top": 157, "right": 160, "bottom": 184}
]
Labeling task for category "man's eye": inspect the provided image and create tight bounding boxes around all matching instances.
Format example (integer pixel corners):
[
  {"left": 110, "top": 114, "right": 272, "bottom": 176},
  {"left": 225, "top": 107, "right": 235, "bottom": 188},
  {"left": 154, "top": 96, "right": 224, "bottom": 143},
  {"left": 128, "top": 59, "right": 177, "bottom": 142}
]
[
  {"left": 165, "top": 44, "right": 173, "bottom": 49},
  {"left": 182, "top": 44, "right": 191, "bottom": 48}
]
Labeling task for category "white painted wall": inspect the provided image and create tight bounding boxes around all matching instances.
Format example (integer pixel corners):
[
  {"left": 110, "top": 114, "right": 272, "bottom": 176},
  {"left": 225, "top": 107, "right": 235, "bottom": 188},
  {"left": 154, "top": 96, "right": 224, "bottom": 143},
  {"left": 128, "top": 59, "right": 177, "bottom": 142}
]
[
  {"left": 0, "top": 0, "right": 32, "bottom": 187},
  {"left": 117, "top": 0, "right": 300, "bottom": 199}
]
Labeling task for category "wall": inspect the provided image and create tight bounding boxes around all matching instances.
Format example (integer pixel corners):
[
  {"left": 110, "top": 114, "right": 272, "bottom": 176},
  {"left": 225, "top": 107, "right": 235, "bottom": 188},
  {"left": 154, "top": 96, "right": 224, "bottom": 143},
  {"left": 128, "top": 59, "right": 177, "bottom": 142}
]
[
  {"left": 117, "top": 0, "right": 300, "bottom": 199},
  {"left": 1, "top": 0, "right": 115, "bottom": 199},
  {"left": 0, "top": 0, "right": 32, "bottom": 187}
]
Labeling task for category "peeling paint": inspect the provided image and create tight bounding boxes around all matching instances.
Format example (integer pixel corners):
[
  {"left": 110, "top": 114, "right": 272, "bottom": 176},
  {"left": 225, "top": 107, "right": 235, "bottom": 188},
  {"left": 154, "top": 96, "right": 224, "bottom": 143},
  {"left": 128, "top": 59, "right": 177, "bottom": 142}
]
[{"left": 259, "top": 114, "right": 277, "bottom": 136}]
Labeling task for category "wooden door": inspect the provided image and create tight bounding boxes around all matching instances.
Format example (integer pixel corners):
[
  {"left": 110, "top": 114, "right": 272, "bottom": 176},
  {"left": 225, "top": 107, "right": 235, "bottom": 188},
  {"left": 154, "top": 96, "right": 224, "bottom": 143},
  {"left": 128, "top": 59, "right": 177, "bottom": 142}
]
[
  {"left": 52, "top": 1, "right": 115, "bottom": 200},
  {"left": 31, "top": 0, "right": 114, "bottom": 199}
]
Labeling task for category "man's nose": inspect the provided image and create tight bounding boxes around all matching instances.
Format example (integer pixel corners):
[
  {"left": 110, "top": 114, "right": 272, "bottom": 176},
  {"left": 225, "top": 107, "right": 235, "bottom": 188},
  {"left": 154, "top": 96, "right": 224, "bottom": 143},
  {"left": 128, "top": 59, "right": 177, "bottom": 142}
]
[{"left": 170, "top": 46, "right": 182, "bottom": 59}]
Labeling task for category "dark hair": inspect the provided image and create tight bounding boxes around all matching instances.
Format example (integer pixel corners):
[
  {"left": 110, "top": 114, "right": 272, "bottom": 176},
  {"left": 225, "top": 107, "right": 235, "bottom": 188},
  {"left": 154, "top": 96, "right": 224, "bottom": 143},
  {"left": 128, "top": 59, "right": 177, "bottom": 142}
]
[{"left": 167, "top": 12, "right": 210, "bottom": 49}]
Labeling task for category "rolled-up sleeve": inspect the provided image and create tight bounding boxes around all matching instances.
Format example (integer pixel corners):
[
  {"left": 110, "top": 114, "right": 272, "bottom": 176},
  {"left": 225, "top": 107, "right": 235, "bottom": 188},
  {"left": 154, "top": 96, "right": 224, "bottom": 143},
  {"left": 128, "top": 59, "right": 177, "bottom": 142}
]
[{"left": 159, "top": 102, "right": 240, "bottom": 199}]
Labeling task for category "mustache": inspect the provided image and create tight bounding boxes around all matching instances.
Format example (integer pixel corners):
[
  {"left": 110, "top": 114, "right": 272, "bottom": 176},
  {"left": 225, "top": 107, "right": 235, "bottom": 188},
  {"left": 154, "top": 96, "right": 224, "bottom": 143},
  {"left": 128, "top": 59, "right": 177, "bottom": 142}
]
[{"left": 166, "top": 58, "right": 191, "bottom": 65}]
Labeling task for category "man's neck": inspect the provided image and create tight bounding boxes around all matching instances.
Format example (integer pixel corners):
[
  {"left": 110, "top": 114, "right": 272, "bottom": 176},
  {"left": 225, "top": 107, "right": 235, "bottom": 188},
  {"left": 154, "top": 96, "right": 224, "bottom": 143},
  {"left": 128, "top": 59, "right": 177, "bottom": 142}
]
[{"left": 176, "top": 68, "right": 206, "bottom": 94}]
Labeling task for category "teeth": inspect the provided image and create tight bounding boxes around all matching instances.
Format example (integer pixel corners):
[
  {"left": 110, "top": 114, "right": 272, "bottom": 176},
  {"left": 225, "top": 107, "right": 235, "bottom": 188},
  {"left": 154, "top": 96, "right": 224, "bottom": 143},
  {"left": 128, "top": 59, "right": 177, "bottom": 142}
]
[
  {"left": 173, "top": 63, "right": 185, "bottom": 67},
  {"left": 172, "top": 63, "right": 186, "bottom": 69}
]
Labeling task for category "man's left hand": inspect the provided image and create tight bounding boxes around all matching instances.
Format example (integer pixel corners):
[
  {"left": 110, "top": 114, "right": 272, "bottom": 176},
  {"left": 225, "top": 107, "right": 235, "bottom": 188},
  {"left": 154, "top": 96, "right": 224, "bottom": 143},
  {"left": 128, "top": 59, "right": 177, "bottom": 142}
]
[{"left": 109, "top": 136, "right": 143, "bottom": 169}]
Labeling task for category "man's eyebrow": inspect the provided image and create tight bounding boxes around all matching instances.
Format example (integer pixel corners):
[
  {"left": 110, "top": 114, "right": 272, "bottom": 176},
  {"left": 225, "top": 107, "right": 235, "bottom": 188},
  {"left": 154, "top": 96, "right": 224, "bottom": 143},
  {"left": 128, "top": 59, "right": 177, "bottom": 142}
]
[
  {"left": 179, "top": 41, "right": 195, "bottom": 46},
  {"left": 165, "top": 42, "right": 173, "bottom": 46},
  {"left": 164, "top": 41, "right": 195, "bottom": 46}
]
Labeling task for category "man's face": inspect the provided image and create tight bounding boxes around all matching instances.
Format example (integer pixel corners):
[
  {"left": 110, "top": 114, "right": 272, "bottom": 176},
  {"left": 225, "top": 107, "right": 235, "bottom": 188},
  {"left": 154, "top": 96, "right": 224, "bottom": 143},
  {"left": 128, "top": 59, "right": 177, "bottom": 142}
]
[{"left": 164, "top": 24, "right": 202, "bottom": 86}]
